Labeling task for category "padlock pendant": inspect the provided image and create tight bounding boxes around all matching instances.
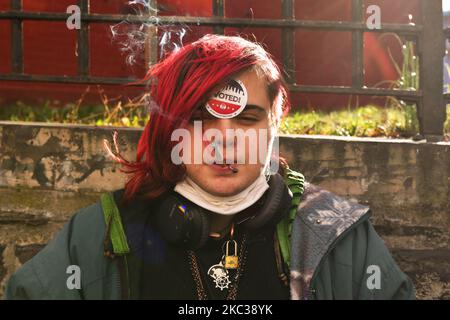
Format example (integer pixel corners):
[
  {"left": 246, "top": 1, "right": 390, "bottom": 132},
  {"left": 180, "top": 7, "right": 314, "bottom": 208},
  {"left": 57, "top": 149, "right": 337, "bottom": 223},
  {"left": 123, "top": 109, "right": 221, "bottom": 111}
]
[{"left": 224, "top": 240, "right": 239, "bottom": 269}]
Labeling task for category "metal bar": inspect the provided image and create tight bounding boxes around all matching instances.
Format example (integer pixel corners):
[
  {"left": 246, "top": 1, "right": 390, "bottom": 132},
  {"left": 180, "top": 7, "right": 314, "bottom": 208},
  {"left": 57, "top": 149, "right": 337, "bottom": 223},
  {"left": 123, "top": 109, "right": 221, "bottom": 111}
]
[
  {"left": 0, "top": 74, "right": 144, "bottom": 85},
  {"left": 0, "top": 73, "right": 424, "bottom": 98},
  {"left": 419, "top": 0, "right": 445, "bottom": 141},
  {"left": 281, "top": 0, "right": 295, "bottom": 84},
  {"left": 289, "top": 85, "right": 421, "bottom": 100},
  {"left": 10, "top": 0, "right": 23, "bottom": 74},
  {"left": 351, "top": 0, "right": 364, "bottom": 88},
  {"left": 78, "top": 0, "right": 89, "bottom": 77},
  {"left": 212, "top": 0, "right": 224, "bottom": 35},
  {"left": 144, "top": 0, "right": 158, "bottom": 67},
  {"left": 0, "top": 12, "right": 423, "bottom": 34}
]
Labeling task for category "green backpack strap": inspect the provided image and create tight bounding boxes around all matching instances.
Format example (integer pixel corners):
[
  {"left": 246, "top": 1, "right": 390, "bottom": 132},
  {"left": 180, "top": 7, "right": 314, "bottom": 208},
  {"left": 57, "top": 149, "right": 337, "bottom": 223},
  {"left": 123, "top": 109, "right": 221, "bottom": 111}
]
[
  {"left": 100, "top": 192, "right": 130, "bottom": 255},
  {"left": 276, "top": 168, "right": 306, "bottom": 269}
]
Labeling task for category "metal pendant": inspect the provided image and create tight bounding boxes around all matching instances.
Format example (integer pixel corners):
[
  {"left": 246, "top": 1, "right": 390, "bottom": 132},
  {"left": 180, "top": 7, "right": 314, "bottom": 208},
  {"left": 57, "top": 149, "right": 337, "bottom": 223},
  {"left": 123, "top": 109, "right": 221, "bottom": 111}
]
[{"left": 207, "top": 256, "right": 231, "bottom": 291}]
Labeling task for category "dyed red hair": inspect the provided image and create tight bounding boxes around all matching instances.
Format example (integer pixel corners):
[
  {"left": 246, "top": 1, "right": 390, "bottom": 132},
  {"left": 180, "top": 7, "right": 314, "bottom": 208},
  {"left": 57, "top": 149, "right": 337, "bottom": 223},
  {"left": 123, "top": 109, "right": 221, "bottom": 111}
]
[{"left": 109, "top": 34, "right": 290, "bottom": 206}]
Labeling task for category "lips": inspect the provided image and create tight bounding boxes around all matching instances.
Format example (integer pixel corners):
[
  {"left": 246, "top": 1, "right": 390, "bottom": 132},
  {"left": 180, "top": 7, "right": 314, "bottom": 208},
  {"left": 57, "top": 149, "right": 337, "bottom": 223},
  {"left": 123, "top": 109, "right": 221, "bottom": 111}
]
[
  {"left": 212, "top": 160, "right": 236, "bottom": 165},
  {"left": 208, "top": 162, "right": 237, "bottom": 173}
]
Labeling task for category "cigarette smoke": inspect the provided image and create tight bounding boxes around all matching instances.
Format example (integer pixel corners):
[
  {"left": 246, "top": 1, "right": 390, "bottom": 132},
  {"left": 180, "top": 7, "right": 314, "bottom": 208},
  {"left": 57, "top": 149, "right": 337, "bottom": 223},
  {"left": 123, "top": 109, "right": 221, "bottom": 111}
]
[{"left": 110, "top": 0, "right": 188, "bottom": 67}]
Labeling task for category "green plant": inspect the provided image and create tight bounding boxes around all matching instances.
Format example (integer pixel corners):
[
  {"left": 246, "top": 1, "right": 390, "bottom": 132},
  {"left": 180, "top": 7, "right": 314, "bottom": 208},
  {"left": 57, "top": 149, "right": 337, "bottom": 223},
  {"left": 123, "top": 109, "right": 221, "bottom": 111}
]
[
  {"left": 279, "top": 104, "right": 425, "bottom": 138},
  {"left": 0, "top": 86, "right": 150, "bottom": 127},
  {"left": 445, "top": 104, "right": 450, "bottom": 135},
  {"left": 374, "top": 33, "right": 420, "bottom": 133}
]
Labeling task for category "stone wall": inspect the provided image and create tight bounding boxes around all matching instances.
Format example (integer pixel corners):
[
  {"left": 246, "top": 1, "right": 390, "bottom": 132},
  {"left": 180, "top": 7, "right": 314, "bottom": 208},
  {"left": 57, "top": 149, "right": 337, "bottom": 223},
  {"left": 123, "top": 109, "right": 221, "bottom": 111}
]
[{"left": 0, "top": 121, "right": 449, "bottom": 299}]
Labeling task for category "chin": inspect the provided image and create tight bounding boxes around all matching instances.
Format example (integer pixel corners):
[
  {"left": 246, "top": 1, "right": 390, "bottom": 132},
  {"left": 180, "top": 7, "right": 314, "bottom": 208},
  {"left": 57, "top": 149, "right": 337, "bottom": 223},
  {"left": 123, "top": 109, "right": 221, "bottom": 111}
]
[
  {"left": 205, "top": 179, "right": 242, "bottom": 196},
  {"left": 208, "top": 187, "right": 241, "bottom": 197},
  {"left": 185, "top": 164, "right": 259, "bottom": 196},
  {"left": 199, "top": 175, "right": 246, "bottom": 196}
]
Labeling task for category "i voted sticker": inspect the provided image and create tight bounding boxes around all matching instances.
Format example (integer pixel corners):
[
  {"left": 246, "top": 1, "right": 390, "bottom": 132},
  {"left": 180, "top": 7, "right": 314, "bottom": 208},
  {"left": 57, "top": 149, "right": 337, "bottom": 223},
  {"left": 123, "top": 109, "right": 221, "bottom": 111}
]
[{"left": 206, "top": 79, "right": 248, "bottom": 119}]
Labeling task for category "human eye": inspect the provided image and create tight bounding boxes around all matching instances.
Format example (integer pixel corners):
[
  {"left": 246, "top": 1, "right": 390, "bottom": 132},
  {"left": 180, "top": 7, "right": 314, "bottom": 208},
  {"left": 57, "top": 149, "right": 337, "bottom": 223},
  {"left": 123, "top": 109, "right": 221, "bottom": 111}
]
[{"left": 236, "top": 112, "right": 261, "bottom": 124}]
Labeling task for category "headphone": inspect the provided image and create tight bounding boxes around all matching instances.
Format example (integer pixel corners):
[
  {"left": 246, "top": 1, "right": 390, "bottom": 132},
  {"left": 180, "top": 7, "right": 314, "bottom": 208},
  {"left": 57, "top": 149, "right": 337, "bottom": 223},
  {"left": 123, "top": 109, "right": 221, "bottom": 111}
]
[{"left": 154, "top": 173, "right": 293, "bottom": 250}]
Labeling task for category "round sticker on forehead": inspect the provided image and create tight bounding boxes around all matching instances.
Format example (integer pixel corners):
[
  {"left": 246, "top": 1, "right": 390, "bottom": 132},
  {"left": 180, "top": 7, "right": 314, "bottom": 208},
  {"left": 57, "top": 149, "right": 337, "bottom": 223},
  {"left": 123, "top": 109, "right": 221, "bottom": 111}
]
[{"left": 205, "top": 79, "right": 248, "bottom": 119}]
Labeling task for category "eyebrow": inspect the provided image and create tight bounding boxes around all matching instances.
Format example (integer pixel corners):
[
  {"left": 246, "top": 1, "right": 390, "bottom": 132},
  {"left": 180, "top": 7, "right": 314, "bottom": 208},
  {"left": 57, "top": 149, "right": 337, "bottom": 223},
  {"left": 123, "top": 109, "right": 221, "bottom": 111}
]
[
  {"left": 194, "top": 104, "right": 268, "bottom": 116},
  {"left": 242, "top": 104, "right": 268, "bottom": 114}
]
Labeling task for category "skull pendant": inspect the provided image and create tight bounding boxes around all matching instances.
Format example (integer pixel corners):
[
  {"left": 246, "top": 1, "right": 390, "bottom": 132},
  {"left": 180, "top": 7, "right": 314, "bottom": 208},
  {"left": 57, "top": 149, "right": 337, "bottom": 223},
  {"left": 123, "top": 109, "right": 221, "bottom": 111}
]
[{"left": 207, "top": 260, "right": 231, "bottom": 291}]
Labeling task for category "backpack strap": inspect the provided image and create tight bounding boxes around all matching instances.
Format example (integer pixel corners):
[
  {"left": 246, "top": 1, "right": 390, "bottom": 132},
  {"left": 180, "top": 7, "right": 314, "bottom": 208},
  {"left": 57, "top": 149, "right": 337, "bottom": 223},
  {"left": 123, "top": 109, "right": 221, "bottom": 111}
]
[
  {"left": 277, "top": 168, "right": 306, "bottom": 269},
  {"left": 100, "top": 192, "right": 130, "bottom": 256}
]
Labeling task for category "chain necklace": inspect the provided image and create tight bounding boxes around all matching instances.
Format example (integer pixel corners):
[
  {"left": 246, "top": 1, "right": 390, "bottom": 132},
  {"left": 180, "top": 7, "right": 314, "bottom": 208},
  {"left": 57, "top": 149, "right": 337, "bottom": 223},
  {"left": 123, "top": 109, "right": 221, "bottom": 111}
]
[{"left": 187, "top": 232, "right": 248, "bottom": 300}]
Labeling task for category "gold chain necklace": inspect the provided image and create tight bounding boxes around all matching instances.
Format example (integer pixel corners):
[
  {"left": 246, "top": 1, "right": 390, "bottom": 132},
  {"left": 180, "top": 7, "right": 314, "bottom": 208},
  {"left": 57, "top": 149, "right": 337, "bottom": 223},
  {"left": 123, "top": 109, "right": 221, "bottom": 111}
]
[{"left": 187, "top": 232, "right": 248, "bottom": 300}]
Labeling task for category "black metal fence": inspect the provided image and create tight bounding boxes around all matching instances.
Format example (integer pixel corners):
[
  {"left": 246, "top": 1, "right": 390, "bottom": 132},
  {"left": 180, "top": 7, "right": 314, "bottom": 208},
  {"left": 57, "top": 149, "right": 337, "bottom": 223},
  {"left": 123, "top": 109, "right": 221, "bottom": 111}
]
[{"left": 0, "top": 0, "right": 447, "bottom": 141}]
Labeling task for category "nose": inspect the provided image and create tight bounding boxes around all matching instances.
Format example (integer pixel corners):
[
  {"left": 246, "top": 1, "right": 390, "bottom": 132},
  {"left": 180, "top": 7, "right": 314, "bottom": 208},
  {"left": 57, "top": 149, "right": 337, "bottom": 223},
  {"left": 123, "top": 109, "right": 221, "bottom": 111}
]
[
  {"left": 212, "top": 118, "right": 235, "bottom": 131},
  {"left": 204, "top": 118, "right": 237, "bottom": 142},
  {"left": 203, "top": 118, "right": 238, "bottom": 161}
]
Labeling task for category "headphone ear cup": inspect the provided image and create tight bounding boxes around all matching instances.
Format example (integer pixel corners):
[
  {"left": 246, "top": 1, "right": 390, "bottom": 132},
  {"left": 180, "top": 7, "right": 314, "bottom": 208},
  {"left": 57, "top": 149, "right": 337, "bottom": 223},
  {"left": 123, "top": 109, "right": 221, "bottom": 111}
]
[
  {"left": 241, "top": 173, "right": 292, "bottom": 230},
  {"left": 191, "top": 208, "right": 211, "bottom": 250},
  {"left": 155, "top": 193, "right": 211, "bottom": 249}
]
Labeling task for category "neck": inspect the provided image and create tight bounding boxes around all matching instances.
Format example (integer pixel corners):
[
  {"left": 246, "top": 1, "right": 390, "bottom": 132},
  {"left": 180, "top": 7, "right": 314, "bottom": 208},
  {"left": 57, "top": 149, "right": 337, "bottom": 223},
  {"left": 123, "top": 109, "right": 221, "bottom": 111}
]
[{"left": 208, "top": 213, "right": 234, "bottom": 238}]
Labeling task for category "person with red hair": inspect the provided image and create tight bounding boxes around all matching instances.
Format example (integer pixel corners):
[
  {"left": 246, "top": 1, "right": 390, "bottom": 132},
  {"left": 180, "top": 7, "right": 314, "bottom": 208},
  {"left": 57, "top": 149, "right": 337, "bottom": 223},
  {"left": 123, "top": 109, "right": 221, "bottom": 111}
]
[{"left": 5, "top": 34, "right": 414, "bottom": 300}]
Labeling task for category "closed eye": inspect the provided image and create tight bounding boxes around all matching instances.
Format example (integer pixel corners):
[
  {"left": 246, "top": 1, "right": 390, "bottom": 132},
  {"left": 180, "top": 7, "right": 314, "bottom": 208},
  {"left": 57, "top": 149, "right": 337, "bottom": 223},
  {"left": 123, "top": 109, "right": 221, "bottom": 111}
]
[{"left": 238, "top": 116, "right": 259, "bottom": 122}]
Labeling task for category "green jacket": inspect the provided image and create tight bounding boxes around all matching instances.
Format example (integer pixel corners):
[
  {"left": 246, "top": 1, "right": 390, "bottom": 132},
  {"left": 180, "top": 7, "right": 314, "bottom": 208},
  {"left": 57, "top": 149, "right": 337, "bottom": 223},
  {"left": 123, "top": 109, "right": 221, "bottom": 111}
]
[{"left": 4, "top": 169, "right": 415, "bottom": 300}]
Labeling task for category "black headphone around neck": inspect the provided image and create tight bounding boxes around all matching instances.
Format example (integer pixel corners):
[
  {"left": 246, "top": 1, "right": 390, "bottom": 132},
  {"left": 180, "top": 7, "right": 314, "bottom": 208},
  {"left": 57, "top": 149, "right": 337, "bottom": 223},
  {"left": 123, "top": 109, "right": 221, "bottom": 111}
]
[{"left": 154, "top": 173, "right": 293, "bottom": 249}]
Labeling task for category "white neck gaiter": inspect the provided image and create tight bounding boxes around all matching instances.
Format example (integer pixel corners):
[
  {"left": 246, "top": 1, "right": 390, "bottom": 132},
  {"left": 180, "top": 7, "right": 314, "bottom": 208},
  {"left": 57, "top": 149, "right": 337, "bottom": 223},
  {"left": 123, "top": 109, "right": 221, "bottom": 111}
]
[{"left": 174, "top": 172, "right": 270, "bottom": 215}]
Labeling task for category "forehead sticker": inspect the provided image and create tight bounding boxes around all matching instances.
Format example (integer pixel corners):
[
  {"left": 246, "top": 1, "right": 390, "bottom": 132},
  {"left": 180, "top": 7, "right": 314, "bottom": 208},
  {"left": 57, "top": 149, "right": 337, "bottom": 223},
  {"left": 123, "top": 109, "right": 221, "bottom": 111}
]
[{"left": 206, "top": 79, "right": 248, "bottom": 119}]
